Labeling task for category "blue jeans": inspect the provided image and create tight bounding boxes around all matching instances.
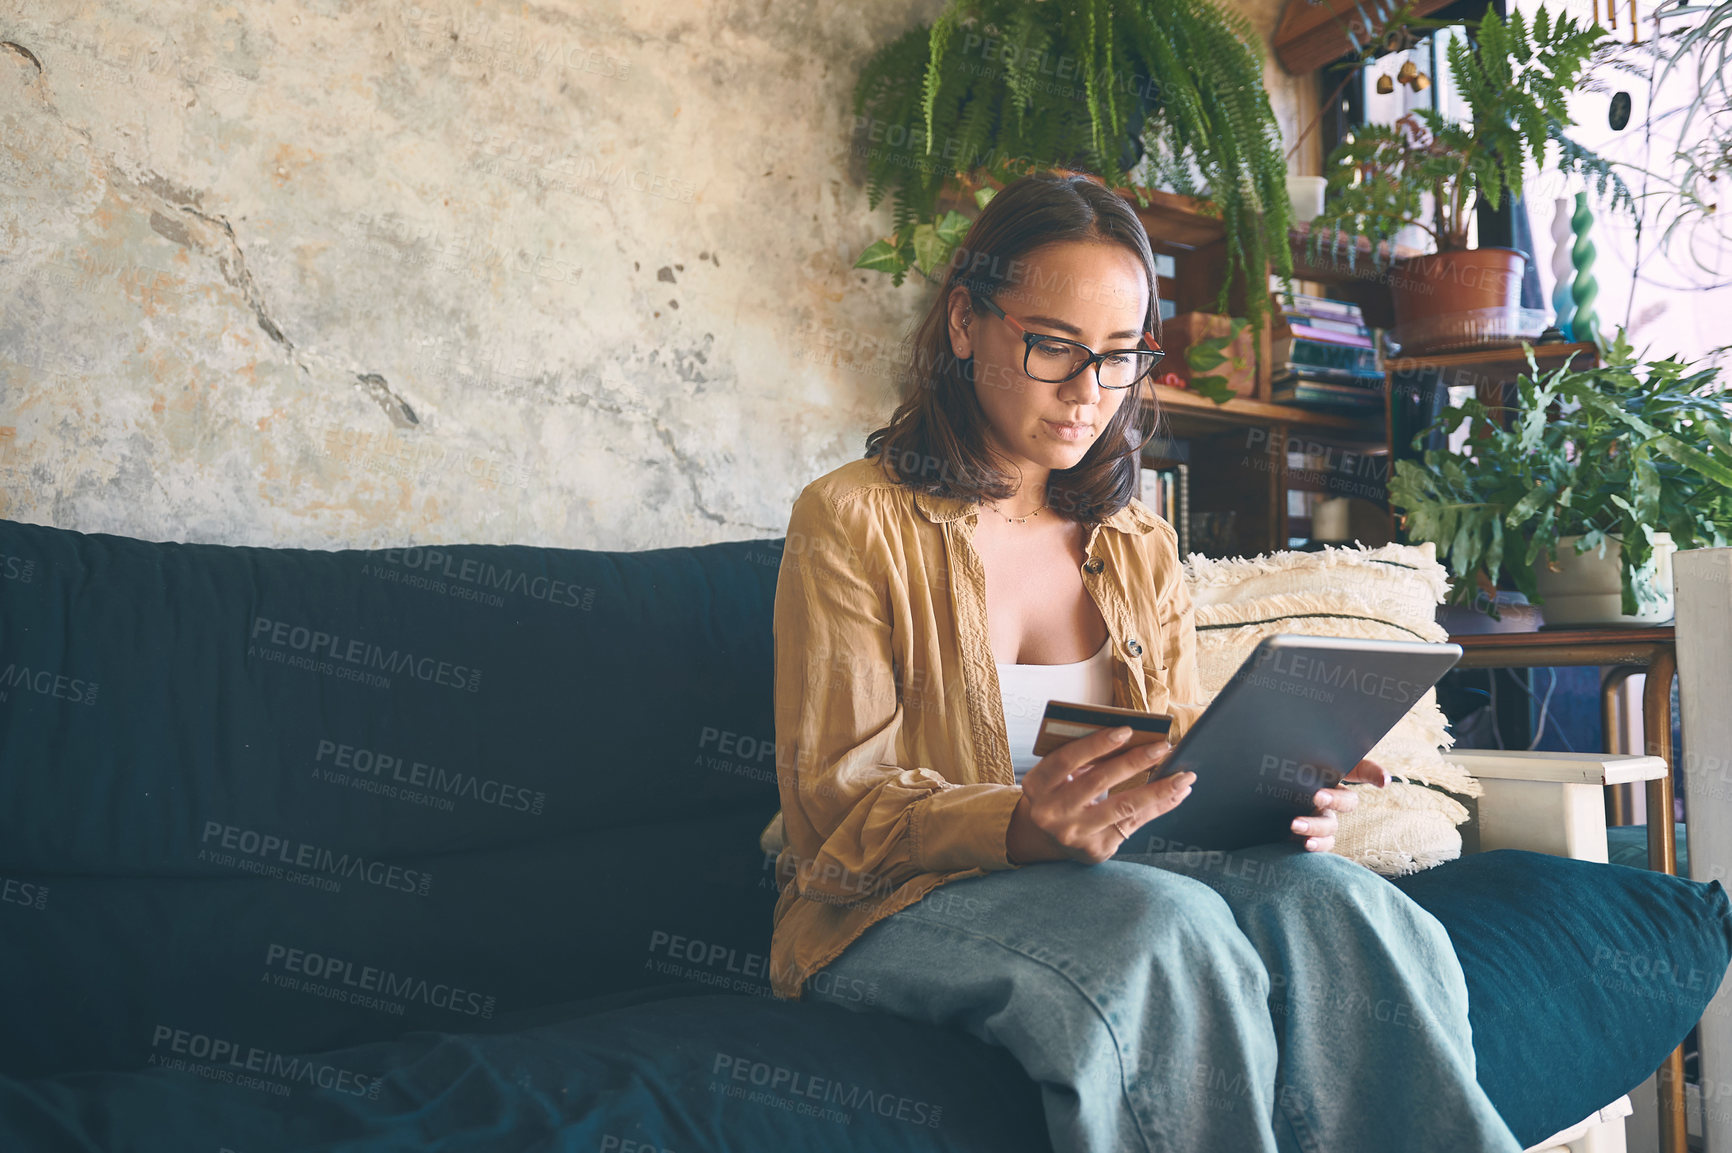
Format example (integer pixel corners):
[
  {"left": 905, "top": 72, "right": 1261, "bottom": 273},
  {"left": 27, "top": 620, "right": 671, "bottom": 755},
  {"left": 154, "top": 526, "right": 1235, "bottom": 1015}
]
[{"left": 801, "top": 841, "right": 1525, "bottom": 1153}]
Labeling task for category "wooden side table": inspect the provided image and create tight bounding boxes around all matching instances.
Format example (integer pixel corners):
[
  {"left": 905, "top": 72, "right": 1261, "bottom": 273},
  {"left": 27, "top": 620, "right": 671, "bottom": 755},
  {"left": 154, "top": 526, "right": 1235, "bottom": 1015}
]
[{"left": 1449, "top": 625, "right": 1684, "bottom": 1153}]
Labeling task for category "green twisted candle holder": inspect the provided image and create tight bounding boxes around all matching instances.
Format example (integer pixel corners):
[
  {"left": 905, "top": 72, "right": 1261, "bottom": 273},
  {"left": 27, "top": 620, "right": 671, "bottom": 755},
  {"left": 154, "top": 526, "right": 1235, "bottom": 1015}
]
[{"left": 1570, "top": 190, "right": 1600, "bottom": 348}]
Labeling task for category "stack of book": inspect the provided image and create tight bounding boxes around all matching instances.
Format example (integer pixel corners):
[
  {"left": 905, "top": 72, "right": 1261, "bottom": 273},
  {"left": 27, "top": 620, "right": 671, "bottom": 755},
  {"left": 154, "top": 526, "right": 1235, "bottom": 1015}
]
[
  {"left": 1269, "top": 292, "right": 1384, "bottom": 410},
  {"left": 1138, "top": 459, "right": 1189, "bottom": 557}
]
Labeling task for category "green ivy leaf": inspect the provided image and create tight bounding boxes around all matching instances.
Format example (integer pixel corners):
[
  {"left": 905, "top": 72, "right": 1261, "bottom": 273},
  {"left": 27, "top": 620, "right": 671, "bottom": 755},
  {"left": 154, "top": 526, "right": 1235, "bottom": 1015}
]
[
  {"left": 1187, "top": 345, "right": 1229, "bottom": 372},
  {"left": 854, "top": 239, "right": 906, "bottom": 273},
  {"left": 935, "top": 209, "right": 972, "bottom": 245},
  {"left": 910, "top": 222, "right": 946, "bottom": 276},
  {"left": 1188, "top": 375, "right": 1238, "bottom": 404}
]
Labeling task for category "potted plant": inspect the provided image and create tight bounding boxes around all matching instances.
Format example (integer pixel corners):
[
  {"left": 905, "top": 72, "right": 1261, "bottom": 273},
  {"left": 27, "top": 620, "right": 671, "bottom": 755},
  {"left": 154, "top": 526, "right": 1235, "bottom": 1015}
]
[
  {"left": 848, "top": 0, "right": 1295, "bottom": 340},
  {"left": 1305, "top": 5, "right": 1634, "bottom": 348},
  {"left": 1387, "top": 332, "right": 1732, "bottom": 624}
]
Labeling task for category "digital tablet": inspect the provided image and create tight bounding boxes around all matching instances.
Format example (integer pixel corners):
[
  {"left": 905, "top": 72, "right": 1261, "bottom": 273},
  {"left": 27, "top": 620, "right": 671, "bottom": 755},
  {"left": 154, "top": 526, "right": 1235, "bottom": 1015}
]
[{"left": 1114, "top": 634, "right": 1463, "bottom": 855}]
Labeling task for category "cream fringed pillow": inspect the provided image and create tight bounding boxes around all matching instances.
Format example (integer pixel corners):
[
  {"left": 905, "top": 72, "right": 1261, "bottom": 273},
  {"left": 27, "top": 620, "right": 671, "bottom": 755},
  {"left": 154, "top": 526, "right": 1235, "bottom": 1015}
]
[{"left": 1185, "top": 539, "right": 1478, "bottom": 876}]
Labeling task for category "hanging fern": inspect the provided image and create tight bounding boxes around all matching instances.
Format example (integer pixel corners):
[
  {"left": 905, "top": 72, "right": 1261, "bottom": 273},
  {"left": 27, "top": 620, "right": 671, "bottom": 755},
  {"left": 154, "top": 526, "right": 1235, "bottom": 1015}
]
[{"left": 850, "top": 0, "right": 1294, "bottom": 336}]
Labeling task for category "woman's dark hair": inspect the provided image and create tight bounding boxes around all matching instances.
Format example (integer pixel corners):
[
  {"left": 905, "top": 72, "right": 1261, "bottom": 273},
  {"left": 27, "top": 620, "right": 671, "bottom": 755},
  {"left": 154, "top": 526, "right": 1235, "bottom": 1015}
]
[{"left": 863, "top": 171, "right": 1163, "bottom": 524}]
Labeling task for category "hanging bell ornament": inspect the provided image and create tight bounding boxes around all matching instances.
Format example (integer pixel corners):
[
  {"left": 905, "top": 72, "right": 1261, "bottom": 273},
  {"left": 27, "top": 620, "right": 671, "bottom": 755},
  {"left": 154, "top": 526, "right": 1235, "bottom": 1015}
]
[
  {"left": 1397, "top": 60, "right": 1418, "bottom": 85},
  {"left": 1412, "top": 71, "right": 1432, "bottom": 91},
  {"left": 1376, "top": 73, "right": 1394, "bottom": 94}
]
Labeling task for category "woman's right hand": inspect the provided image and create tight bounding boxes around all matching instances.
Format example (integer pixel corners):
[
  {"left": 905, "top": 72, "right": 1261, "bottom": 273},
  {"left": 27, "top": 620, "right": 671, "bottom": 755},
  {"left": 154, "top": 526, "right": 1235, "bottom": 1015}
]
[{"left": 1005, "top": 725, "right": 1196, "bottom": 866}]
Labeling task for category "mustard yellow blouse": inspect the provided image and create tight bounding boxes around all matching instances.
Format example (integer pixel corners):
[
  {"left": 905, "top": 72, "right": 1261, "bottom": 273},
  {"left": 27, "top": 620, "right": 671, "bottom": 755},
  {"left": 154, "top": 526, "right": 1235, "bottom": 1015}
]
[{"left": 760, "top": 454, "right": 1207, "bottom": 1000}]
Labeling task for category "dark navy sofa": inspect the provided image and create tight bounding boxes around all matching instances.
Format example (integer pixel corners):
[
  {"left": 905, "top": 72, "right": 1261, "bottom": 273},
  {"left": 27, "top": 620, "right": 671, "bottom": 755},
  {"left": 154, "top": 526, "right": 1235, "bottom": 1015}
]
[{"left": 0, "top": 517, "right": 1727, "bottom": 1153}]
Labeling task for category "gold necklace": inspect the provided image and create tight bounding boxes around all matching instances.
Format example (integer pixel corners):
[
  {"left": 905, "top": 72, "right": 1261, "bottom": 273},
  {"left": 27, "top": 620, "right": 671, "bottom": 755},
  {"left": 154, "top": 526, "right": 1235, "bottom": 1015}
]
[{"left": 986, "top": 500, "right": 1049, "bottom": 524}]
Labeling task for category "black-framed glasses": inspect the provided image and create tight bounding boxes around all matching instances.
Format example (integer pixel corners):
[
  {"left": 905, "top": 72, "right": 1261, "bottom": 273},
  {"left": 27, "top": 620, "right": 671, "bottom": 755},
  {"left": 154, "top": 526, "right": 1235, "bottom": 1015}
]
[{"left": 976, "top": 294, "right": 1164, "bottom": 391}]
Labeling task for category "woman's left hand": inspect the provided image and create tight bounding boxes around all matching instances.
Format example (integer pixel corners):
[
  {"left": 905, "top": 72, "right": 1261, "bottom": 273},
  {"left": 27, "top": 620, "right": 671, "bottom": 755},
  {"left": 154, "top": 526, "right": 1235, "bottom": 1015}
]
[{"left": 1291, "top": 758, "right": 1391, "bottom": 852}]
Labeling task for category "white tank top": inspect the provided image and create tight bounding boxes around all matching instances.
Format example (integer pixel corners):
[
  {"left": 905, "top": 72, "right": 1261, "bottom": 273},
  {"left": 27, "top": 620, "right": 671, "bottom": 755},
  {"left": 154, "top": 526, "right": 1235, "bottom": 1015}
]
[{"left": 997, "top": 635, "right": 1114, "bottom": 800}]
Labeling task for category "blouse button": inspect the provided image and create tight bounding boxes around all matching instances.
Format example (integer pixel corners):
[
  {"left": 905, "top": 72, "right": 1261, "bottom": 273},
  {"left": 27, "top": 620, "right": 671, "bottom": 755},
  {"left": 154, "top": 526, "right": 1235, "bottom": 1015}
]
[
  {"left": 1127, "top": 639, "right": 1143, "bottom": 657},
  {"left": 1083, "top": 557, "right": 1104, "bottom": 574}
]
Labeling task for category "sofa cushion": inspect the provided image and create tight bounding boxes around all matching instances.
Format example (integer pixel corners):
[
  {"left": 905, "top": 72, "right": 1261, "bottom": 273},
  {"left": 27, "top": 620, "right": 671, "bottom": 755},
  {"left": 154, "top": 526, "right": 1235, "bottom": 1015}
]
[
  {"left": 0, "top": 520, "right": 783, "bottom": 873},
  {"left": 1185, "top": 540, "right": 1477, "bottom": 875},
  {"left": 0, "top": 516, "right": 786, "bottom": 1077},
  {"left": 1389, "top": 848, "right": 1732, "bottom": 1146}
]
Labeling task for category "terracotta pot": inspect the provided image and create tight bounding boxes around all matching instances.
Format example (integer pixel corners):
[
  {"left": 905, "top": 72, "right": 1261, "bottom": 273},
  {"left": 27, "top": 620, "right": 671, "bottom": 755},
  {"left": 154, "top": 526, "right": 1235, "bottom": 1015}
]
[
  {"left": 1532, "top": 532, "right": 1677, "bottom": 627},
  {"left": 1387, "top": 247, "right": 1528, "bottom": 332}
]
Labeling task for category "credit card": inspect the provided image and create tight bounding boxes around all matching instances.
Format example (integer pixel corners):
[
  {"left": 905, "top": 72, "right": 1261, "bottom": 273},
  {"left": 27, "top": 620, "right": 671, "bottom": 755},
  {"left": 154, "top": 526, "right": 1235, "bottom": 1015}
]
[{"left": 1031, "top": 700, "right": 1173, "bottom": 758}]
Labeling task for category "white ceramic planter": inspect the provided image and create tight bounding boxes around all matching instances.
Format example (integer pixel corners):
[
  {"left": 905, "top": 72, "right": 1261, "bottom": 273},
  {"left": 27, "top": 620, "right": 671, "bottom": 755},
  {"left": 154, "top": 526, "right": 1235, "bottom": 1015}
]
[{"left": 1533, "top": 532, "right": 1677, "bottom": 626}]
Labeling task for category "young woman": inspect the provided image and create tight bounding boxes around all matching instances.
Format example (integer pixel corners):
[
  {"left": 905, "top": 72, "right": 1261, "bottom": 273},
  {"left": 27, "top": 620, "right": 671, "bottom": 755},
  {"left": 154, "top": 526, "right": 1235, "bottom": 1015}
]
[{"left": 763, "top": 172, "right": 1524, "bottom": 1153}]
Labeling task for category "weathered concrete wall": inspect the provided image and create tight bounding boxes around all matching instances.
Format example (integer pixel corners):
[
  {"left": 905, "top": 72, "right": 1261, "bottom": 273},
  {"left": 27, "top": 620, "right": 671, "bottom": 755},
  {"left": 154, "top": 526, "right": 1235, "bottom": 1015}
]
[{"left": 0, "top": 0, "right": 1316, "bottom": 550}]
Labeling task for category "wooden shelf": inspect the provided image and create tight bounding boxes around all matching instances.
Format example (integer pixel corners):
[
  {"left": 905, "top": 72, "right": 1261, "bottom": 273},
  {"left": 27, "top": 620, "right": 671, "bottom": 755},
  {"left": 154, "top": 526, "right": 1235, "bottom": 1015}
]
[
  {"left": 943, "top": 174, "right": 1422, "bottom": 280},
  {"left": 1143, "top": 382, "right": 1385, "bottom": 436},
  {"left": 1275, "top": 0, "right": 1455, "bottom": 75},
  {"left": 1121, "top": 187, "right": 1228, "bottom": 250},
  {"left": 943, "top": 174, "right": 1229, "bottom": 250},
  {"left": 1384, "top": 341, "right": 1598, "bottom": 376}
]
